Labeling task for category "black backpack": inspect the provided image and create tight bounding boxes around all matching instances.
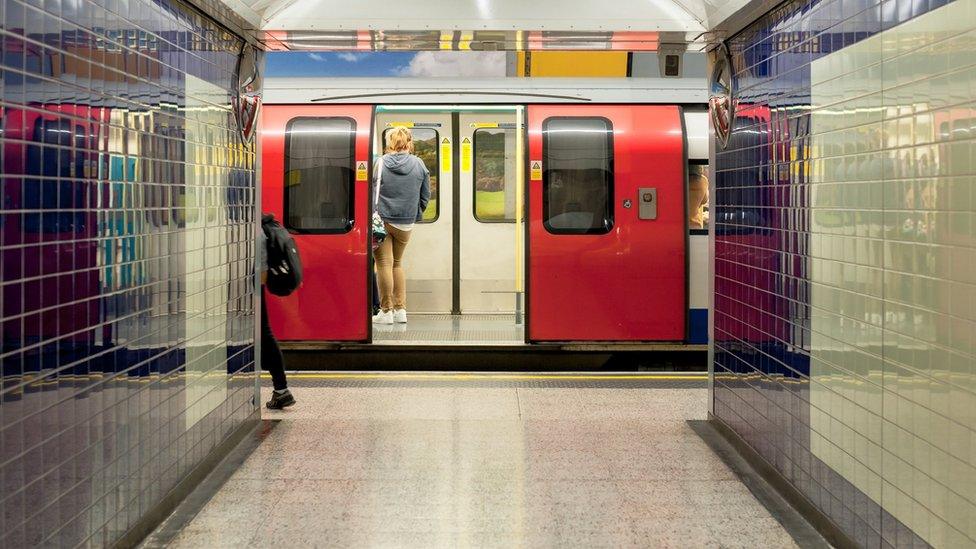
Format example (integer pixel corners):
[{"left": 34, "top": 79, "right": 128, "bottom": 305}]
[{"left": 262, "top": 214, "right": 303, "bottom": 296}]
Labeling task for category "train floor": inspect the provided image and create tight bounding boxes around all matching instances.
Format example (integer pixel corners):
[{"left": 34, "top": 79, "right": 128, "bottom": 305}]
[
  {"left": 143, "top": 373, "right": 827, "bottom": 548},
  {"left": 372, "top": 313, "right": 525, "bottom": 345}
]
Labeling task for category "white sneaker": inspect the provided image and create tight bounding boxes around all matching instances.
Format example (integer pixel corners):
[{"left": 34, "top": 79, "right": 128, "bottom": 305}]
[
  {"left": 372, "top": 309, "right": 393, "bottom": 325},
  {"left": 393, "top": 309, "right": 407, "bottom": 323}
]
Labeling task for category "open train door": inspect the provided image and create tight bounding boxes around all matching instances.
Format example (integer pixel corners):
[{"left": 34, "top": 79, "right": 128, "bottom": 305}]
[
  {"left": 526, "top": 105, "right": 686, "bottom": 341},
  {"left": 262, "top": 105, "right": 372, "bottom": 341}
]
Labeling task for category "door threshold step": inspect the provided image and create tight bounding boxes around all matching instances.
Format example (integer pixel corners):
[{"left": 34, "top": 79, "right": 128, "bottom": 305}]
[{"left": 281, "top": 341, "right": 706, "bottom": 351}]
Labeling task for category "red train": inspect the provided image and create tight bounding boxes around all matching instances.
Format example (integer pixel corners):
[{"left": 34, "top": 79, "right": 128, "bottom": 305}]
[
  {"left": 261, "top": 79, "right": 711, "bottom": 347},
  {"left": 2, "top": 104, "right": 105, "bottom": 361}
]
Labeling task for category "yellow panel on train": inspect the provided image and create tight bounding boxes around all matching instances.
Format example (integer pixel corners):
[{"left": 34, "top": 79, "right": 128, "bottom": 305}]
[{"left": 516, "top": 51, "right": 628, "bottom": 77}]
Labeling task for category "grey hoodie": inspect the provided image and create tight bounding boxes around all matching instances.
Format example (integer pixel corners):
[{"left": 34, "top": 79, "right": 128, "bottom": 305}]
[{"left": 374, "top": 153, "right": 431, "bottom": 225}]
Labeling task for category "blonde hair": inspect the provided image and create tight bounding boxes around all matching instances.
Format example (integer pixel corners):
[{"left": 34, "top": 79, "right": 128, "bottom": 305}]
[{"left": 385, "top": 127, "right": 413, "bottom": 153}]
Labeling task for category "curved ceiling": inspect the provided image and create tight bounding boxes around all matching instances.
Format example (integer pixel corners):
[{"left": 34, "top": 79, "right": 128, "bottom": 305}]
[{"left": 215, "top": 0, "right": 755, "bottom": 50}]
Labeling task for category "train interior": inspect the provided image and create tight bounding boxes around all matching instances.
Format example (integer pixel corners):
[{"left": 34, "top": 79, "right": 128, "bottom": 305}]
[{"left": 371, "top": 106, "right": 526, "bottom": 346}]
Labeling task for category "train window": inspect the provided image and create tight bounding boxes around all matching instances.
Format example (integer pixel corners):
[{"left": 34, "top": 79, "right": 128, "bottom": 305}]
[
  {"left": 714, "top": 114, "right": 770, "bottom": 236},
  {"left": 688, "top": 162, "right": 709, "bottom": 232},
  {"left": 474, "top": 127, "right": 516, "bottom": 223},
  {"left": 542, "top": 117, "right": 613, "bottom": 234},
  {"left": 381, "top": 127, "right": 439, "bottom": 223},
  {"left": 24, "top": 117, "right": 88, "bottom": 234},
  {"left": 284, "top": 117, "right": 356, "bottom": 233}
]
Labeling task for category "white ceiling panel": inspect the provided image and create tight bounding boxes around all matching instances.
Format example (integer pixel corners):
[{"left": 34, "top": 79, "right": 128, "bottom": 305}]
[
  {"left": 203, "top": 0, "right": 756, "bottom": 47},
  {"left": 263, "top": 0, "right": 706, "bottom": 32}
]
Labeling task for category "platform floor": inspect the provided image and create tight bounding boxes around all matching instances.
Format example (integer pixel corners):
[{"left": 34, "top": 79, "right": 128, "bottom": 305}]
[
  {"left": 152, "top": 374, "right": 804, "bottom": 548},
  {"left": 372, "top": 314, "right": 524, "bottom": 345}
]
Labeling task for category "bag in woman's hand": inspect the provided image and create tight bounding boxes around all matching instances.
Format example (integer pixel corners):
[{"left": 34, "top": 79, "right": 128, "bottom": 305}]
[
  {"left": 371, "top": 156, "right": 387, "bottom": 251},
  {"left": 371, "top": 212, "right": 386, "bottom": 251}
]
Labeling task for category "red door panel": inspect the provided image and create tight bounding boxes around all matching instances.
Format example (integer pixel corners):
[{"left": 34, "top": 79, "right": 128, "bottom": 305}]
[
  {"left": 262, "top": 105, "right": 371, "bottom": 341},
  {"left": 527, "top": 105, "right": 686, "bottom": 341}
]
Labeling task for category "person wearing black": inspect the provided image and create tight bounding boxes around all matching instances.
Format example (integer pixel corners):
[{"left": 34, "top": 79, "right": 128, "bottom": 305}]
[
  {"left": 258, "top": 225, "right": 296, "bottom": 409},
  {"left": 372, "top": 274, "right": 381, "bottom": 315}
]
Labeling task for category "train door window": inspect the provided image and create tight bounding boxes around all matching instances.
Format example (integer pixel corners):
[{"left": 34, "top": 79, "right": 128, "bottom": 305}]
[
  {"left": 542, "top": 117, "right": 613, "bottom": 234},
  {"left": 473, "top": 127, "right": 516, "bottom": 222},
  {"left": 715, "top": 114, "right": 769, "bottom": 235},
  {"left": 688, "top": 162, "right": 709, "bottom": 232},
  {"left": 284, "top": 117, "right": 356, "bottom": 233},
  {"left": 25, "top": 118, "right": 87, "bottom": 234},
  {"left": 381, "top": 127, "right": 439, "bottom": 222}
]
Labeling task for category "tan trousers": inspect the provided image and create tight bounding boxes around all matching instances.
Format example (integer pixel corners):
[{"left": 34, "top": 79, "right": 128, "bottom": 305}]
[{"left": 374, "top": 223, "right": 411, "bottom": 311}]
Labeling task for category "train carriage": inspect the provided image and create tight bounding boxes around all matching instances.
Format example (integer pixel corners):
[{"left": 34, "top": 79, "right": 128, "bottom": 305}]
[{"left": 261, "top": 78, "right": 711, "bottom": 351}]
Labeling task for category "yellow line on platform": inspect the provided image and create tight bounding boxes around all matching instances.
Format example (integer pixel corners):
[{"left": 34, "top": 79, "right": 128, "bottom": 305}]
[{"left": 260, "top": 373, "right": 707, "bottom": 381}]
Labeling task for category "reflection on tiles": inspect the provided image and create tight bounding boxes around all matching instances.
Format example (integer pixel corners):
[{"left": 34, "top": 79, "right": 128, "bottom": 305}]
[
  {"left": 713, "top": 0, "right": 976, "bottom": 545},
  {"left": 167, "top": 383, "right": 798, "bottom": 548},
  {"left": 0, "top": 0, "right": 259, "bottom": 544},
  {"left": 372, "top": 314, "right": 524, "bottom": 345}
]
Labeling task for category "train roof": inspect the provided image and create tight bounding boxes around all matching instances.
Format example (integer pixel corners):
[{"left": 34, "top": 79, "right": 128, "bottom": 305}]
[{"left": 264, "top": 77, "right": 709, "bottom": 105}]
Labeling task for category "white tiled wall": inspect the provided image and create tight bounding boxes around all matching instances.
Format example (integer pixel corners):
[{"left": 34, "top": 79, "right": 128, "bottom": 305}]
[
  {"left": 0, "top": 0, "right": 258, "bottom": 544},
  {"left": 810, "top": 0, "right": 976, "bottom": 544}
]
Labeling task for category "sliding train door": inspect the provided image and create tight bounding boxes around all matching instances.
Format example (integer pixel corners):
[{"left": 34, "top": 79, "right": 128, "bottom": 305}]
[
  {"left": 371, "top": 112, "right": 454, "bottom": 313},
  {"left": 458, "top": 112, "right": 520, "bottom": 313},
  {"left": 526, "top": 105, "right": 686, "bottom": 341},
  {"left": 262, "top": 105, "right": 372, "bottom": 341}
]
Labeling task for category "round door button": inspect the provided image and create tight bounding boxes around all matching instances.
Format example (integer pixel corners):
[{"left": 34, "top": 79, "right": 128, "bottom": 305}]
[{"left": 643, "top": 193, "right": 653, "bottom": 202}]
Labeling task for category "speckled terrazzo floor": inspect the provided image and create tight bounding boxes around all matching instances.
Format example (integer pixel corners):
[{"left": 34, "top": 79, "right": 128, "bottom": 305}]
[{"left": 162, "top": 379, "right": 800, "bottom": 548}]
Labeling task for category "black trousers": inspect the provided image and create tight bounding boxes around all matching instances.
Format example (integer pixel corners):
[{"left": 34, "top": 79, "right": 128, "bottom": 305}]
[
  {"left": 372, "top": 274, "right": 380, "bottom": 313},
  {"left": 260, "top": 290, "right": 287, "bottom": 391}
]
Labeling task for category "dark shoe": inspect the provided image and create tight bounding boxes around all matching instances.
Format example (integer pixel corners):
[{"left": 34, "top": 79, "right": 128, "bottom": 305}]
[{"left": 266, "top": 390, "right": 296, "bottom": 410}]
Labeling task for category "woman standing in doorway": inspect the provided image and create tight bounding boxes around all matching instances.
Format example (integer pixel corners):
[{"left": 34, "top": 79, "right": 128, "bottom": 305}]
[{"left": 372, "top": 127, "right": 431, "bottom": 325}]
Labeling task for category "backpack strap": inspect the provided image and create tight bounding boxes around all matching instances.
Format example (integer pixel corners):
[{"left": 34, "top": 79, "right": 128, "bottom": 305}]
[
  {"left": 373, "top": 155, "right": 384, "bottom": 207},
  {"left": 260, "top": 214, "right": 275, "bottom": 239}
]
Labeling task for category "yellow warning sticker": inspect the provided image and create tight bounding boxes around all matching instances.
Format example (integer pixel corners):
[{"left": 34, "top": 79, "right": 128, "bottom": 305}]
[
  {"left": 440, "top": 138, "right": 452, "bottom": 172},
  {"left": 287, "top": 170, "right": 300, "bottom": 186},
  {"left": 356, "top": 161, "right": 368, "bottom": 181},
  {"left": 386, "top": 122, "right": 414, "bottom": 128},
  {"left": 470, "top": 122, "right": 498, "bottom": 129},
  {"left": 530, "top": 160, "right": 542, "bottom": 180},
  {"left": 460, "top": 137, "right": 472, "bottom": 172}
]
